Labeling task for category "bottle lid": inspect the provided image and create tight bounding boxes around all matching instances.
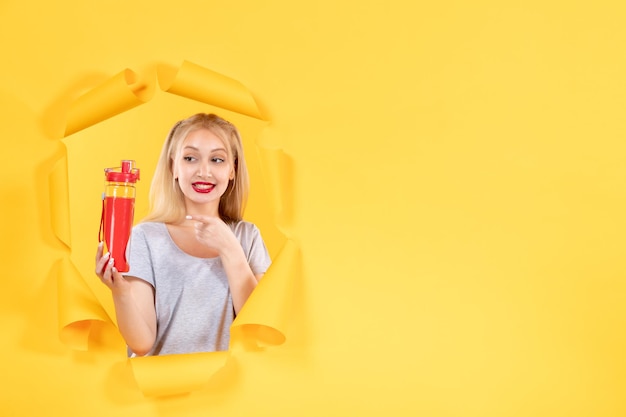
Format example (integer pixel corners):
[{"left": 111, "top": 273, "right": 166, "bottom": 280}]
[{"left": 105, "top": 160, "right": 140, "bottom": 183}]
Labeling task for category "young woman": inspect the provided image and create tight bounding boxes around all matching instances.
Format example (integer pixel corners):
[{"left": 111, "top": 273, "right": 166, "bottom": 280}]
[{"left": 95, "top": 113, "right": 271, "bottom": 356}]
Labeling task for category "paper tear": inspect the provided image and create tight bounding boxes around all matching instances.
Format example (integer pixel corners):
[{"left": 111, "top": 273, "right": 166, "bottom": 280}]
[
  {"left": 231, "top": 239, "right": 300, "bottom": 347},
  {"left": 257, "top": 146, "right": 295, "bottom": 234},
  {"left": 64, "top": 69, "right": 152, "bottom": 136},
  {"left": 56, "top": 60, "right": 300, "bottom": 397},
  {"left": 57, "top": 257, "right": 111, "bottom": 350},
  {"left": 49, "top": 152, "right": 71, "bottom": 248},
  {"left": 157, "top": 61, "right": 264, "bottom": 120}
]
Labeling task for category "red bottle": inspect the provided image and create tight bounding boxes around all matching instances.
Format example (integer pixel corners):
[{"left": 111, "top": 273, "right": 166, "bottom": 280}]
[{"left": 99, "top": 160, "right": 140, "bottom": 272}]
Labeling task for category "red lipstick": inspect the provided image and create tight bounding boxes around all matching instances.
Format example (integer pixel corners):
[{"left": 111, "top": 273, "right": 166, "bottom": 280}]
[{"left": 192, "top": 182, "right": 215, "bottom": 193}]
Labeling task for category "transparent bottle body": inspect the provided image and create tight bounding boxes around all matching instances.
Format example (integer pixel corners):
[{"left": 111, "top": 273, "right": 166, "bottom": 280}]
[{"left": 103, "top": 182, "right": 136, "bottom": 272}]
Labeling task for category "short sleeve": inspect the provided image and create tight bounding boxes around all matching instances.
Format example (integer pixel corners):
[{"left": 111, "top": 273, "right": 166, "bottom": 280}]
[
  {"left": 125, "top": 224, "right": 156, "bottom": 288},
  {"left": 240, "top": 223, "right": 271, "bottom": 276}
]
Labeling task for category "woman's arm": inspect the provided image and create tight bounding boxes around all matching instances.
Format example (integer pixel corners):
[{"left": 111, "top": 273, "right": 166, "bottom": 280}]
[
  {"left": 96, "top": 244, "right": 157, "bottom": 356},
  {"left": 187, "top": 215, "right": 260, "bottom": 314},
  {"left": 219, "top": 246, "right": 261, "bottom": 314}
]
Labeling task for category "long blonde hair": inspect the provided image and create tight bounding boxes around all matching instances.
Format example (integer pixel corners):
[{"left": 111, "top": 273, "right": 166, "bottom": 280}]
[{"left": 143, "top": 113, "right": 249, "bottom": 224}]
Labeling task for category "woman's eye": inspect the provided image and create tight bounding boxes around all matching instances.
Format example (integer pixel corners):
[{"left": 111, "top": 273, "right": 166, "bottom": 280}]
[
  {"left": 183, "top": 156, "right": 196, "bottom": 162},
  {"left": 212, "top": 157, "right": 225, "bottom": 163}
]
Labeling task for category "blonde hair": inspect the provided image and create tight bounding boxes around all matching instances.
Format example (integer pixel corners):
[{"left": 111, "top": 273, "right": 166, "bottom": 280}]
[{"left": 143, "top": 113, "right": 249, "bottom": 224}]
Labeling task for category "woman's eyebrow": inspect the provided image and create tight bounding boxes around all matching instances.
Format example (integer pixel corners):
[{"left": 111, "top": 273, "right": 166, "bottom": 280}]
[{"left": 182, "top": 145, "right": 227, "bottom": 152}]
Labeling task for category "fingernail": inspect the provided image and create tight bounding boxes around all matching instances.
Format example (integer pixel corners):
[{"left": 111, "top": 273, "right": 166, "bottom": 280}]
[
  {"left": 185, "top": 215, "right": 192, "bottom": 220},
  {"left": 109, "top": 257, "right": 114, "bottom": 265},
  {"left": 104, "top": 252, "right": 110, "bottom": 259},
  {"left": 98, "top": 242, "right": 103, "bottom": 248}
]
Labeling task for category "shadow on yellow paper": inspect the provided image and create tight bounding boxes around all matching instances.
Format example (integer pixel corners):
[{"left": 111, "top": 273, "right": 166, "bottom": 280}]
[{"left": 52, "top": 60, "right": 300, "bottom": 397}]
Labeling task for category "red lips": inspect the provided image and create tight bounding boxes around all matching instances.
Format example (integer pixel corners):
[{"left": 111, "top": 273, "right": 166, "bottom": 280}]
[{"left": 191, "top": 182, "right": 215, "bottom": 193}]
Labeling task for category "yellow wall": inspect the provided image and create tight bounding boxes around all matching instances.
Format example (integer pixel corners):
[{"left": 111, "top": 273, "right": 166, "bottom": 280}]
[{"left": 2, "top": 1, "right": 626, "bottom": 415}]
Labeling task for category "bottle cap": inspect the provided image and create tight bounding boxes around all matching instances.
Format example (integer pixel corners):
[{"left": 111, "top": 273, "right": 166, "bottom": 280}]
[{"left": 105, "top": 160, "right": 140, "bottom": 183}]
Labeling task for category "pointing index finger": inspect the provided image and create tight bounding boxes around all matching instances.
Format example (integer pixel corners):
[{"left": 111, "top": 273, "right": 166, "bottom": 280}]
[
  {"left": 186, "top": 214, "right": 219, "bottom": 224},
  {"left": 186, "top": 214, "right": 210, "bottom": 223}
]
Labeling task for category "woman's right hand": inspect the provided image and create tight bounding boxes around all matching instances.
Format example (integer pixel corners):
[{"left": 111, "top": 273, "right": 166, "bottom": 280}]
[
  {"left": 95, "top": 242, "right": 132, "bottom": 294},
  {"left": 94, "top": 242, "right": 157, "bottom": 355}
]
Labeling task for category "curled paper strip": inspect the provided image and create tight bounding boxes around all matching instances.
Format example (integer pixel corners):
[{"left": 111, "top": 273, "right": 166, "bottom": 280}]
[
  {"left": 157, "top": 61, "right": 264, "bottom": 120},
  {"left": 230, "top": 239, "right": 299, "bottom": 347},
  {"left": 49, "top": 154, "right": 71, "bottom": 248},
  {"left": 57, "top": 257, "right": 112, "bottom": 351},
  {"left": 64, "top": 69, "right": 152, "bottom": 136},
  {"left": 257, "top": 146, "right": 295, "bottom": 233},
  {"left": 54, "top": 60, "right": 298, "bottom": 397}
]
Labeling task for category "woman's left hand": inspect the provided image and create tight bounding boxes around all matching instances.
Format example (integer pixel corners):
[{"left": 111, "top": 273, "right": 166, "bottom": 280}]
[{"left": 186, "top": 214, "right": 239, "bottom": 255}]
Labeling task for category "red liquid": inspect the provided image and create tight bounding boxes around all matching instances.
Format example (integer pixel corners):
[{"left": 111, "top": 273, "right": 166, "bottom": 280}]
[{"left": 103, "top": 196, "right": 135, "bottom": 272}]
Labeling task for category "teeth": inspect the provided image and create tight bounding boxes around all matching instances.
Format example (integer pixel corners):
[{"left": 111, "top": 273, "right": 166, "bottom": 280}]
[{"left": 193, "top": 183, "right": 213, "bottom": 190}]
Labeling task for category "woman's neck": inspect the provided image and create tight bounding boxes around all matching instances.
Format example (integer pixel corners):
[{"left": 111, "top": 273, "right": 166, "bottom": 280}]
[{"left": 184, "top": 201, "right": 220, "bottom": 218}]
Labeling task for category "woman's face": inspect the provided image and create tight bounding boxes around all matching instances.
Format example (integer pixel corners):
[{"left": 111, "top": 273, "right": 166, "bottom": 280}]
[{"left": 173, "top": 128, "right": 234, "bottom": 214}]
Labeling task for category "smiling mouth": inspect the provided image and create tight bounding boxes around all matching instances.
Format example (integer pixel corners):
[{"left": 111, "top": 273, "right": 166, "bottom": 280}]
[{"left": 192, "top": 182, "right": 216, "bottom": 193}]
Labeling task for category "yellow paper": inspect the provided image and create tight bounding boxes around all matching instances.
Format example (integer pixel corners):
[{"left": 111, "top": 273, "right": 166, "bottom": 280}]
[
  {"left": 64, "top": 69, "right": 152, "bottom": 136},
  {"left": 257, "top": 146, "right": 295, "bottom": 234},
  {"left": 231, "top": 239, "right": 300, "bottom": 348},
  {"left": 158, "top": 61, "right": 264, "bottom": 120},
  {"left": 49, "top": 152, "right": 71, "bottom": 248},
  {"left": 57, "top": 257, "right": 112, "bottom": 350},
  {"left": 4, "top": 2, "right": 626, "bottom": 415},
  {"left": 130, "top": 351, "right": 230, "bottom": 397}
]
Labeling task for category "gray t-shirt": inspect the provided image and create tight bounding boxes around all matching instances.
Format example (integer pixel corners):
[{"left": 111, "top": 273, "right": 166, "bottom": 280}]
[{"left": 125, "top": 220, "right": 271, "bottom": 356}]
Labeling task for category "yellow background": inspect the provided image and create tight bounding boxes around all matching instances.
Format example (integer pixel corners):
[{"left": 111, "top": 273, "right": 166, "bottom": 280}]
[{"left": 1, "top": 1, "right": 626, "bottom": 416}]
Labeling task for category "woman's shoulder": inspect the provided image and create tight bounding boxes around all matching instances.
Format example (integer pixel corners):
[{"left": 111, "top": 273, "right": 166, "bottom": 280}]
[
  {"left": 229, "top": 219, "right": 260, "bottom": 234},
  {"left": 133, "top": 221, "right": 167, "bottom": 236},
  {"left": 229, "top": 220, "right": 264, "bottom": 244},
  {"left": 230, "top": 220, "right": 270, "bottom": 265}
]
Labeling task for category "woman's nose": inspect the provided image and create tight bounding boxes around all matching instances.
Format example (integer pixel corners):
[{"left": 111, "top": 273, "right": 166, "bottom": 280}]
[{"left": 197, "top": 161, "right": 212, "bottom": 177}]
